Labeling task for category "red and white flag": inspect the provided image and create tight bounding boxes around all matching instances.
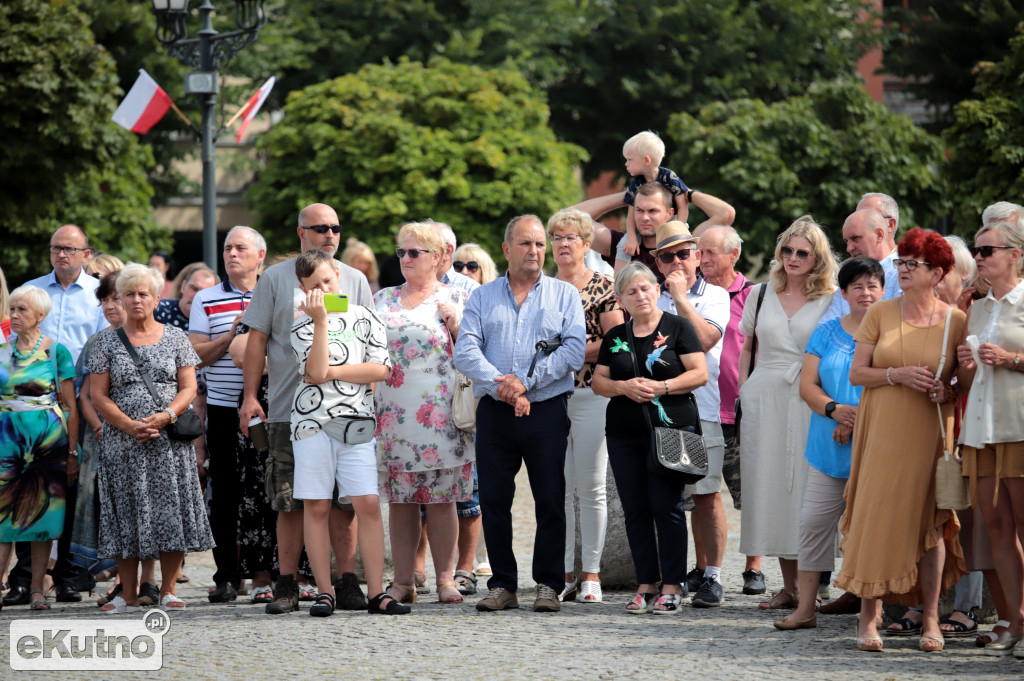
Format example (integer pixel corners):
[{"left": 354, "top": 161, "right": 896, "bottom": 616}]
[
  {"left": 111, "top": 69, "right": 173, "bottom": 134},
  {"left": 236, "top": 76, "right": 276, "bottom": 143}
]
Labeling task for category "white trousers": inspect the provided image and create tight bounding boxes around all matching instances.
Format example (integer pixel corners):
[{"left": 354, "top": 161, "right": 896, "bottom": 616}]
[{"left": 564, "top": 388, "right": 609, "bottom": 574}]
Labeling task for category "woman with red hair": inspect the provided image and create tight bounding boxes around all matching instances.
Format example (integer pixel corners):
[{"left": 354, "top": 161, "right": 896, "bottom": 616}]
[{"left": 836, "top": 228, "right": 967, "bottom": 653}]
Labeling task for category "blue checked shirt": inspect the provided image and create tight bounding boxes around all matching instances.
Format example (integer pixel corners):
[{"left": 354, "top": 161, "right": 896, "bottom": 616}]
[
  {"left": 454, "top": 274, "right": 586, "bottom": 402},
  {"left": 22, "top": 269, "right": 107, "bottom": 364},
  {"left": 441, "top": 268, "right": 480, "bottom": 295}
]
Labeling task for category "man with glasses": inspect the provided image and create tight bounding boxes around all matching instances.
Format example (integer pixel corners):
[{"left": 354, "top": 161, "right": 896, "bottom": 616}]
[
  {"left": 819, "top": 209, "right": 901, "bottom": 325},
  {"left": 239, "top": 203, "right": 373, "bottom": 614},
  {"left": 652, "top": 220, "right": 732, "bottom": 608},
  {"left": 6, "top": 225, "right": 106, "bottom": 606}
]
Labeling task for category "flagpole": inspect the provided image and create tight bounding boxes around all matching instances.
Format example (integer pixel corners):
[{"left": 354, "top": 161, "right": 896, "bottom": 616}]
[
  {"left": 169, "top": 100, "right": 198, "bottom": 132},
  {"left": 224, "top": 105, "right": 247, "bottom": 129}
]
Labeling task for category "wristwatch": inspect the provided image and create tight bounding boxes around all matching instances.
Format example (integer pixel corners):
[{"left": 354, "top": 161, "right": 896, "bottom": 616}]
[
  {"left": 164, "top": 407, "right": 178, "bottom": 423},
  {"left": 824, "top": 401, "right": 837, "bottom": 420}
]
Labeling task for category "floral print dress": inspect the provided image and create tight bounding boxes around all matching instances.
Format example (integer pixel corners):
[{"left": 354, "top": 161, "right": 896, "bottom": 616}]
[{"left": 374, "top": 285, "right": 475, "bottom": 504}]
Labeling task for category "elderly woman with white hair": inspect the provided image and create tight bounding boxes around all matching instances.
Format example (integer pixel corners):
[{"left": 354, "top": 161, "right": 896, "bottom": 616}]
[
  {"left": 87, "top": 264, "right": 213, "bottom": 613},
  {"left": 0, "top": 285, "right": 79, "bottom": 610}
]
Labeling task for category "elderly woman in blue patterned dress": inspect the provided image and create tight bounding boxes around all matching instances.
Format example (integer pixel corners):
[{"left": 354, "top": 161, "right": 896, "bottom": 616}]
[{"left": 88, "top": 264, "right": 213, "bottom": 613}]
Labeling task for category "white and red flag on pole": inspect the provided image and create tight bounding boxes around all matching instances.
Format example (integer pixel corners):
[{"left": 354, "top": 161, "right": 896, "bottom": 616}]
[
  {"left": 235, "top": 76, "right": 275, "bottom": 143},
  {"left": 111, "top": 69, "right": 173, "bottom": 134}
]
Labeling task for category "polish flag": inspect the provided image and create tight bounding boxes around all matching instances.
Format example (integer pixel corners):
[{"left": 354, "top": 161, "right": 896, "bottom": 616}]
[
  {"left": 111, "top": 70, "right": 173, "bottom": 134},
  {"left": 236, "top": 76, "right": 276, "bottom": 143}
]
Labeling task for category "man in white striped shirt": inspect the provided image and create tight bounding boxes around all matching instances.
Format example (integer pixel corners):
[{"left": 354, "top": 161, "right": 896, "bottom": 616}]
[{"left": 189, "top": 225, "right": 265, "bottom": 603}]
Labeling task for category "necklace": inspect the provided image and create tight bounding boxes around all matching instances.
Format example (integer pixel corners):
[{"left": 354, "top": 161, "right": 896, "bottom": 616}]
[
  {"left": 559, "top": 268, "right": 589, "bottom": 287},
  {"left": 401, "top": 281, "right": 438, "bottom": 308},
  {"left": 13, "top": 334, "right": 43, "bottom": 360},
  {"left": 899, "top": 295, "right": 937, "bottom": 369}
]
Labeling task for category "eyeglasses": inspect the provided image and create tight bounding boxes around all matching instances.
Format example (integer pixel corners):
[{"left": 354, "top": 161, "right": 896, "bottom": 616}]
[
  {"left": 780, "top": 246, "right": 811, "bottom": 260},
  {"left": 657, "top": 249, "right": 692, "bottom": 264},
  {"left": 396, "top": 248, "right": 433, "bottom": 259},
  {"left": 893, "top": 258, "right": 931, "bottom": 271},
  {"left": 970, "top": 245, "right": 1016, "bottom": 258},
  {"left": 550, "top": 234, "right": 582, "bottom": 245},
  {"left": 453, "top": 261, "right": 480, "bottom": 273},
  {"left": 301, "top": 224, "right": 342, "bottom": 235},
  {"left": 50, "top": 245, "right": 88, "bottom": 255}
]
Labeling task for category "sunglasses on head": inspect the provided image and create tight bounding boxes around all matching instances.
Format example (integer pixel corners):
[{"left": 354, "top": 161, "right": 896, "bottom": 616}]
[
  {"left": 893, "top": 258, "right": 931, "bottom": 271},
  {"left": 970, "top": 245, "right": 1016, "bottom": 258},
  {"left": 657, "top": 249, "right": 691, "bottom": 264},
  {"left": 396, "top": 248, "right": 433, "bottom": 259},
  {"left": 302, "top": 224, "right": 342, "bottom": 235},
  {"left": 780, "top": 246, "right": 811, "bottom": 260},
  {"left": 453, "top": 261, "right": 480, "bottom": 273}
]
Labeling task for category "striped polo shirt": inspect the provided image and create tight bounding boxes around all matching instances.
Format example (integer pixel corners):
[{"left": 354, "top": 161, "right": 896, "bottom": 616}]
[{"left": 189, "top": 279, "right": 255, "bottom": 407}]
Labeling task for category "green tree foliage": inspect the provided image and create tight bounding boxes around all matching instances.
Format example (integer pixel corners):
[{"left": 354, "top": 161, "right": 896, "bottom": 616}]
[
  {"left": 248, "top": 59, "right": 586, "bottom": 259},
  {"left": 944, "top": 28, "right": 1024, "bottom": 232},
  {"left": 0, "top": 0, "right": 162, "bottom": 282},
  {"left": 882, "top": 0, "right": 1024, "bottom": 129},
  {"left": 668, "top": 81, "right": 946, "bottom": 268}
]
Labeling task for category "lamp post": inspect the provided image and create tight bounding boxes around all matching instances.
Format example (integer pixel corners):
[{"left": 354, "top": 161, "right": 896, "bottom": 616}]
[{"left": 150, "top": 0, "right": 267, "bottom": 270}]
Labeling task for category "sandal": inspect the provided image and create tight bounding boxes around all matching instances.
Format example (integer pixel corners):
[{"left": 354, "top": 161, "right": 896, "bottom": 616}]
[
  {"left": 919, "top": 636, "right": 945, "bottom": 652},
  {"left": 138, "top": 582, "right": 160, "bottom": 607},
  {"left": 250, "top": 585, "right": 274, "bottom": 604},
  {"left": 368, "top": 592, "right": 411, "bottom": 615},
  {"left": 580, "top": 580, "right": 603, "bottom": 603},
  {"left": 652, "top": 593, "right": 684, "bottom": 614},
  {"left": 29, "top": 590, "right": 50, "bottom": 611},
  {"left": 97, "top": 582, "right": 123, "bottom": 606},
  {"left": 100, "top": 596, "right": 141, "bottom": 614},
  {"left": 437, "top": 582, "right": 464, "bottom": 604},
  {"left": 454, "top": 570, "right": 477, "bottom": 596},
  {"left": 977, "top": 620, "right": 1012, "bottom": 648},
  {"left": 939, "top": 610, "right": 977, "bottom": 638},
  {"left": 626, "top": 592, "right": 657, "bottom": 614},
  {"left": 757, "top": 589, "right": 798, "bottom": 610},
  {"left": 414, "top": 571, "right": 430, "bottom": 595},
  {"left": 858, "top": 636, "right": 883, "bottom": 652},
  {"left": 309, "top": 593, "right": 334, "bottom": 617},
  {"left": 298, "top": 583, "right": 317, "bottom": 602},
  {"left": 386, "top": 582, "right": 417, "bottom": 604},
  {"left": 160, "top": 594, "right": 186, "bottom": 611},
  {"left": 886, "top": 615, "right": 923, "bottom": 637}
]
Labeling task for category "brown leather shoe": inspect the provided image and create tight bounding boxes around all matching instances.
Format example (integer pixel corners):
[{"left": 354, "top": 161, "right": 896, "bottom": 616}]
[
  {"left": 476, "top": 587, "right": 519, "bottom": 612},
  {"left": 818, "top": 590, "right": 860, "bottom": 615}
]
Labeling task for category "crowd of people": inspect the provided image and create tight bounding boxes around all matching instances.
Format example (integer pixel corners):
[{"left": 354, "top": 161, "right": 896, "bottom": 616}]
[{"left": 1, "top": 133, "right": 1022, "bottom": 657}]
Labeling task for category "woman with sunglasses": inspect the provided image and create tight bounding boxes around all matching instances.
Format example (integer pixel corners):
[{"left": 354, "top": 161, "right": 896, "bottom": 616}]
[
  {"left": 546, "top": 208, "right": 624, "bottom": 603},
  {"left": 452, "top": 243, "right": 498, "bottom": 285},
  {"left": 837, "top": 228, "right": 966, "bottom": 653},
  {"left": 955, "top": 221, "right": 1024, "bottom": 656},
  {"left": 374, "top": 222, "right": 474, "bottom": 607},
  {"left": 737, "top": 216, "right": 837, "bottom": 611}
]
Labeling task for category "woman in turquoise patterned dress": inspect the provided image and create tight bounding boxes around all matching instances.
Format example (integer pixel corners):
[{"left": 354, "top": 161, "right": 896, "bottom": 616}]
[
  {"left": 375, "top": 222, "right": 474, "bottom": 606},
  {"left": 0, "top": 285, "right": 79, "bottom": 610}
]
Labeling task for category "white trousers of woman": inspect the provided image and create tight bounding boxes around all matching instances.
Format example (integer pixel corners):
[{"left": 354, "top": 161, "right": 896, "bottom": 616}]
[{"left": 564, "top": 387, "right": 609, "bottom": 574}]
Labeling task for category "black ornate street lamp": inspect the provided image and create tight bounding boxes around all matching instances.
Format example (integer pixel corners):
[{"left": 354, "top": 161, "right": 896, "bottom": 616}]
[{"left": 150, "top": 0, "right": 267, "bottom": 270}]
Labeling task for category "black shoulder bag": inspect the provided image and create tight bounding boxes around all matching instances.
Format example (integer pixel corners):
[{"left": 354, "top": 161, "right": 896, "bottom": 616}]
[
  {"left": 734, "top": 283, "right": 767, "bottom": 446},
  {"left": 624, "top": 322, "right": 707, "bottom": 485},
  {"left": 116, "top": 328, "right": 203, "bottom": 440}
]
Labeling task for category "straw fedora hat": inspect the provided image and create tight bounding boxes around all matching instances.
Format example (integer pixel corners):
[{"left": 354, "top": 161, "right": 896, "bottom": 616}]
[{"left": 652, "top": 221, "right": 699, "bottom": 255}]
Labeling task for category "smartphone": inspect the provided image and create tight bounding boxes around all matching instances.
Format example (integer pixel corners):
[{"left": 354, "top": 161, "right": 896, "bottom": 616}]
[{"left": 323, "top": 293, "right": 349, "bottom": 313}]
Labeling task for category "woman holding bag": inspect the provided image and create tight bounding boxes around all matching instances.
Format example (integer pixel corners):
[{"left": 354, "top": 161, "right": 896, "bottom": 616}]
[
  {"left": 374, "top": 222, "right": 474, "bottom": 606},
  {"left": 592, "top": 262, "right": 707, "bottom": 614}
]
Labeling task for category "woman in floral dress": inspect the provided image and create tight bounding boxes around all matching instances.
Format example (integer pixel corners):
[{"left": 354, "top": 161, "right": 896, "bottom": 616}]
[{"left": 375, "top": 222, "right": 474, "bottom": 606}]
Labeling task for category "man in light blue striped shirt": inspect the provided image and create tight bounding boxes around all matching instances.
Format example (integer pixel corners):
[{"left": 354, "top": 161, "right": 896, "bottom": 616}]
[{"left": 455, "top": 215, "right": 585, "bottom": 613}]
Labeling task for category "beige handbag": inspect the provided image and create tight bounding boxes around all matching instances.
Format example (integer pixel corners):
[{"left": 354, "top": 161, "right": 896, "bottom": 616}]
[
  {"left": 931, "top": 307, "right": 969, "bottom": 510},
  {"left": 446, "top": 323, "right": 477, "bottom": 433}
]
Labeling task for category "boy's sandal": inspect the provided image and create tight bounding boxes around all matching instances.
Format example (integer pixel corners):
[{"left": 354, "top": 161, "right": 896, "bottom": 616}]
[
  {"left": 29, "top": 590, "right": 50, "bottom": 611},
  {"left": 160, "top": 594, "right": 186, "bottom": 611},
  {"left": 885, "top": 616, "right": 923, "bottom": 637},
  {"left": 939, "top": 610, "right": 978, "bottom": 637},
  {"left": 976, "top": 620, "right": 1012, "bottom": 648},
  {"left": 437, "top": 582, "right": 464, "bottom": 604},
  {"left": 626, "top": 591, "right": 657, "bottom": 614},
  {"left": 309, "top": 593, "right": 335, "bottom": 617},
  {"left": 651, "top": 593, "right": 684, "bottom": 614},
  {"left": 250, "top": 585, "right": 274, "bottom": 604},
  {"left": 368, "top": 592, "right": 411, "bottom": 615},
  {"left": 454, "top": 570, "right": 477, "bottom": 596},
  {"left": 757, "top": 589, "right": 798, "bottom": 610},
  {"left": 386, "top": 582, "right": 417, "bottom": 604}
]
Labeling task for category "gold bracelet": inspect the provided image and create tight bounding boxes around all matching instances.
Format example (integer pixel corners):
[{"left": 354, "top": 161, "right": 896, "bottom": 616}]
[{"left": 1015, "top": 352, "right": 1021, "bottom": 371}]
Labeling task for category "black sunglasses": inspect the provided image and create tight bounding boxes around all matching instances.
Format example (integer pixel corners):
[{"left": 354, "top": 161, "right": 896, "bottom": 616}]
[
  {"left": 302, "top": 224, "right": 342, "bottom": 235},
  {"left": 453, "top": 261, "right": 480, "bottom": 273},
  {"left": 657, "top": 249, "right": 691, "bottom": 264},
  {"left": 970, "top": 245, "right": 1016, "bottom": 258},
  {"left": 396, "top": 248, "right": 433, "bottom": 259},
  {"left": 780, "top": 246, "right": 811, "bottom": 260}
]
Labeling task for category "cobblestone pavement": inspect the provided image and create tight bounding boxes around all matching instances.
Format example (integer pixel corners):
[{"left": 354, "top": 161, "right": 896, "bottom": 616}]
[{"left": 4, "top": 471, "right": 1022, "bottom": 680}]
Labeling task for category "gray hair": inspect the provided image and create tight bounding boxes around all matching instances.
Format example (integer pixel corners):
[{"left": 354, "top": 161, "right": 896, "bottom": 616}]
[
  {"left": 225, "top": 225, "right": 267, "bottom": 256},
  {"left": 423, "top": 219, "right": 457, "bottom": 249},
  {"left": 976, "top": 220, "right": 1024, "bottom": 275},
  {"left": 613, "top": 261, "right": 658, "bottom": 297},
  {"left": 982, "top": 201, "right": 1024, "bottom": 229},
  {"left": 504, "top": 215, "right": 542, "bottom": 244},
  {"left": 701, "top": 225, "right": 743, "bottom": 255},
  {"left": 944, "top": 235, "right": 977, "bottom": 286},
  {"left": 116, "top": 263, "right": 163, "bottom": 299},
  {"left": 8, "top": 285, "right": 52, "bottom": 318},
  {"left": 861, "top": 192, "right": 899, "bottom": 228}
]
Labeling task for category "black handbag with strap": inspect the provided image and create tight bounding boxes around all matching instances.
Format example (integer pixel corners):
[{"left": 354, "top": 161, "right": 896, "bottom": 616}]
[
  {"left": 115, "top": 328, "right": 202, "bottom": 441},
  {"left": 624, "top": 322, "right": 708, "bottom": 485}
]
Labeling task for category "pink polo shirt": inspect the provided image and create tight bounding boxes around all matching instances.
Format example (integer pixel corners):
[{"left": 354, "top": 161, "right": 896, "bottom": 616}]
[{"left": 718, "top": 272, "right": 755, "bottom": 424}]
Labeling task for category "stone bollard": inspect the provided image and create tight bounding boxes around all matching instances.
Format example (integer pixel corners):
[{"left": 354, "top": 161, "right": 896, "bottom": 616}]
[{"left": 568, "top": 460, "right": 636, "bottom": 587}]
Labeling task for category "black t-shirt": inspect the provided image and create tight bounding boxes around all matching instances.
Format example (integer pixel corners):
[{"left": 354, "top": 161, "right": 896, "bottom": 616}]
[
  {"left": 597, "top": 312, "right": 702, "bottom": 438},
  {"left": 603, "top": 228, "right": 665, "bottom": 284}
]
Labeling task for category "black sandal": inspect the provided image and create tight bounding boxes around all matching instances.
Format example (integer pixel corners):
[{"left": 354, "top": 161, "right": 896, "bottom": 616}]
[
  {"left": 309, "top": 593, "right": 335, "bottom": 618},
  {"left": 885, "top": 616, "right": 923, "bottom": 637},
  {"left": 940, "top": 610, "right": 978, "bottom": 638},
  {"left": 368, "top": 592, "right": 411, "bottom": 615}
]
